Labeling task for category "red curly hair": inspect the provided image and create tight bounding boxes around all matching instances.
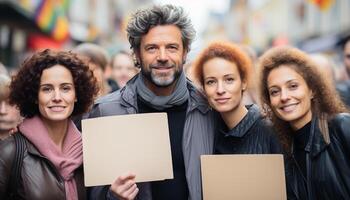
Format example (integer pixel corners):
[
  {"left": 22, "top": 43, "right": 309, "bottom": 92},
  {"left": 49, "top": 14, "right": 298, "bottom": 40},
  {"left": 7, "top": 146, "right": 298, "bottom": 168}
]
[{"left": 191, "top": 41, "right": 253, "bottom": 88}]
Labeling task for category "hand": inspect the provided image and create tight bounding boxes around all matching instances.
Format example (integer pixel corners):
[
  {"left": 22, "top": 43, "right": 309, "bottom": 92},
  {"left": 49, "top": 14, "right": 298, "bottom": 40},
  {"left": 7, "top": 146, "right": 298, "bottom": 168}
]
[{"left": 110, "top": 172, "right": 139, "bottom": 200}]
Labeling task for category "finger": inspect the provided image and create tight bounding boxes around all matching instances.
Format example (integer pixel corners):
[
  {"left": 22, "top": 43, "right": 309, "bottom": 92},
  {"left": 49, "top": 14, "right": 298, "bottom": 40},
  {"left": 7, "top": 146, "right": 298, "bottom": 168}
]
[
  {"left": 111, "top": 178, "right": 136, "bottom": 198},
  {"left": 123, "top": 184, "right": 137, "bottom": 197},
  {"left": 127, "top": 186, "right": 139, "bottom": 200},
  {"left": 118, "top": 172, "right": 136, "bottom": 183},
  {"left": 113, "top": 183, "right": 137, "bottom": 200}
]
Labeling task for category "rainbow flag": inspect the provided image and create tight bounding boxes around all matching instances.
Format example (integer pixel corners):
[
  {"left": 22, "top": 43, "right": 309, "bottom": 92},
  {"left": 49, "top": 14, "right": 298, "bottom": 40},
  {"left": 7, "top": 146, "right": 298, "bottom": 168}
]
[
  {"left": 35, "top": 0, "right": 70, "bottom": 41},
  {"left": 308, "top": 0, "right": 335, "bottom": 11}
]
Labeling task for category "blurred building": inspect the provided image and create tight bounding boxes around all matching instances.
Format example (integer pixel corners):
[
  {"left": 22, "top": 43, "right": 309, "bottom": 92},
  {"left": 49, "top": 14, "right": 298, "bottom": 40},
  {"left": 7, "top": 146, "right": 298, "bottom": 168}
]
[{"left": 0, "top": 0, "right": 349, "bottom": 70}]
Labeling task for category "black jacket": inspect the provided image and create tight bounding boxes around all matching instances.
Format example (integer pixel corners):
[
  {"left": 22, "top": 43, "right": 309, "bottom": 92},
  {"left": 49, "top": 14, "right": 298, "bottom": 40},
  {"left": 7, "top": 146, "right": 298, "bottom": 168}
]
[
  {"left": 214, "top": 104, "right": 282, "bottom": 154},
  {"left": 0, "top": 133, "right": 86, "bottom": 200},
  {"left": 287, "top": 113, "right": 350, "bottom": 200},
  {"left": 337, "top": 80, "right": 350, "bottom": 108}
]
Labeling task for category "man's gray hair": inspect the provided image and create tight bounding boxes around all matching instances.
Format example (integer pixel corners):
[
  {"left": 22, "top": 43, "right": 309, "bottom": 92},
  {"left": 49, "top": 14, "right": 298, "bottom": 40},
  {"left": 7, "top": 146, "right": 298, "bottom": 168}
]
[{"left": 126, "top": 4, "right": 196, "bottom": 53}]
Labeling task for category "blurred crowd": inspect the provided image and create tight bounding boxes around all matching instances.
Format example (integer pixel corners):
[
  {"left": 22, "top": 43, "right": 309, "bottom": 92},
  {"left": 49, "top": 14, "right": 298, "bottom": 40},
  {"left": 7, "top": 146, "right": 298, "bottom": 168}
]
[{"left": 0, "top": 3, "right": 349, "bottom": 200}]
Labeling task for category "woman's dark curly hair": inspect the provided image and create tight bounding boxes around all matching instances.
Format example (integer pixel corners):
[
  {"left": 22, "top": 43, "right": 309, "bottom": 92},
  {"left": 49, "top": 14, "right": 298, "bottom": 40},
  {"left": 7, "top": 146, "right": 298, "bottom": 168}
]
[
  {"left": 258, "top": 46, "right": 347, "bottom": 154},
  {"left": 9, "top": 49, "right": 99, "bottom": 118}
]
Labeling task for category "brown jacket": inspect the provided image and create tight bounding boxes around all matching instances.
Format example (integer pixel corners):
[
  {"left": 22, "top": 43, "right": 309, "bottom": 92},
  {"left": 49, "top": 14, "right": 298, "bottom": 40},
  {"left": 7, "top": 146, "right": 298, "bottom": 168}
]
[{"left": 0, "top": 133, "right": 86, "bottom": 200}]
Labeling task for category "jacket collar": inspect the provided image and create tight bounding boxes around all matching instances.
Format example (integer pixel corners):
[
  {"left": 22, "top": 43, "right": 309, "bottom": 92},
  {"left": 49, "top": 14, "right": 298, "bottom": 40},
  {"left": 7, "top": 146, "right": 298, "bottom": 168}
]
[
  {"left": 220, "top": 104, "right": 260, "bottom": 138},
  {"left": 306, "top": 117, "right": 328, "bottom": 157},
  {"left": 186, "top": 80, "right": 211, "bottom": 114},
  {"left": 120, "top": 75, "right": 211, "bottom": 114},
  {"left": 22, "top": 134, "right": 44, "bottom": 157}
]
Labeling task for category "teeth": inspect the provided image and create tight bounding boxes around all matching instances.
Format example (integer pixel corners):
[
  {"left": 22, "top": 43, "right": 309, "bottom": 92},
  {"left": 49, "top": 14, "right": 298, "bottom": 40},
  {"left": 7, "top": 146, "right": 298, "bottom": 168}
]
[
  {"left": 216, "top": 99, "right": 228, "bottom": 103},
  {"left": 282, "top": 104, "right": 296, "bottom": 112},
  {"left": 50, "top": 106, "right": 64, "bottom": 112}
]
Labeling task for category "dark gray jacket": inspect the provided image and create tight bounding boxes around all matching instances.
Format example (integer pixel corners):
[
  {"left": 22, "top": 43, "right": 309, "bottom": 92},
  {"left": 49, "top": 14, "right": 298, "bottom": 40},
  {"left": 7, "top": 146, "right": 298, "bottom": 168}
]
[
  {"left": 87, "top": 76, "right": 216, "bottom": 200},
  {"left": 215, "top": 104, "right": 282, "bottom": 154}
]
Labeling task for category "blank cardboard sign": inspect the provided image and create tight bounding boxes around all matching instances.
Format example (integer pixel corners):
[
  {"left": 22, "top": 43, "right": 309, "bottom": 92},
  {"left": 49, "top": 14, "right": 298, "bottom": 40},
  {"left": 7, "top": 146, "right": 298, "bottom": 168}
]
[
  {"left": 201, "top": 154, "right": 286, "bottom": 200},
  {"left": 82, "top": 113, "right": 173, "bottom": 186}
]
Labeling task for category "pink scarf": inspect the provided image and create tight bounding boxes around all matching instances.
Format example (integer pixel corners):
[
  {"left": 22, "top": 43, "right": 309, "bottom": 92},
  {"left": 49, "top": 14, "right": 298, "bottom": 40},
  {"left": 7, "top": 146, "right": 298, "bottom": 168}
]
[{"left": 19, "top": 116, "right": 83, "bottom": 200}]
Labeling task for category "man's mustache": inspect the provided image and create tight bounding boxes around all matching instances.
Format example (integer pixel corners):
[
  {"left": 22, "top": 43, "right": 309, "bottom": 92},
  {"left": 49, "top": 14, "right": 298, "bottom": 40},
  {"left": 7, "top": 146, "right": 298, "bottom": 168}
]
[{"left": 150, "top": 62, "right": 175, "bottom": 68}]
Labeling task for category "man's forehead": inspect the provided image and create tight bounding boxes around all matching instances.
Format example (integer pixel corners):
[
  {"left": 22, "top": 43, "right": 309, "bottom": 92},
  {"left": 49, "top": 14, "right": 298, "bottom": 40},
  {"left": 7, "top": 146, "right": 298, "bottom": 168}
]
[{"left": 140, "top": 25, "right": 183, "bottom": 46}]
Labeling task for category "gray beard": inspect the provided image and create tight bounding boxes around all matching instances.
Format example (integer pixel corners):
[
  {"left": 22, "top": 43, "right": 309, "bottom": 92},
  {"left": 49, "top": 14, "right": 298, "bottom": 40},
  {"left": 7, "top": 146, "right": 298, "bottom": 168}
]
[{"left": 140, "top": 64, "right": 183, "bottom": 88}]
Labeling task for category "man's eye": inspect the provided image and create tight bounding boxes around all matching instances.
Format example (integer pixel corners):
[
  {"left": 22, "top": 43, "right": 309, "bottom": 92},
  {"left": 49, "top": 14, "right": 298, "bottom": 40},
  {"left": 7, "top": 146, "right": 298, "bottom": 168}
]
[
  {"left": 146, "top": 47, "right": 156, "bottom": 52},
  {"left": 168, "top": 45, "right": 178, "bottom": 50}
]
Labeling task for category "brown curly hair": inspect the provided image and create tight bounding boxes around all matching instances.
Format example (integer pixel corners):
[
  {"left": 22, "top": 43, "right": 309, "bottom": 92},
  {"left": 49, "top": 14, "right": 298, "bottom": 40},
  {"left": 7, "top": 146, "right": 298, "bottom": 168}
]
[
  {"left": 10, "top": 49, "right": 99, "bottom": 118},
  {"left": 191, "top": 41, "right": 253, "bottom": 88},
  {"left": 258, "top": 46, "right": 347, "bottom": 153}
]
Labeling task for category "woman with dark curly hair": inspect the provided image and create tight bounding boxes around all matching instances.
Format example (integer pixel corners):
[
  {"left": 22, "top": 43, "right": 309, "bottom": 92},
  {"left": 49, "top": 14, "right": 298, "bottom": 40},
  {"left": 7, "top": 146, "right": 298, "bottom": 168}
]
[
  {"left": 0, "top": 49, "right": 98, "bottom": 200},
  {"left": 258, "top": 46, "right": 350, "bottom": 200},
  {"left": 191, "top": 41, "right": 281, "bottom": 155}
]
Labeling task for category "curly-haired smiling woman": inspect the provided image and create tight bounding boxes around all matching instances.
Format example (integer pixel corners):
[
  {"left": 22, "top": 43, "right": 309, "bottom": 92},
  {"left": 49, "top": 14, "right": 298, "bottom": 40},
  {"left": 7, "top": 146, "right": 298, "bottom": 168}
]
[
  {"left": 258, "top": 46, "right": 350, "bottom": 200},
  {"left": 0, "top": 49, "right": 98, "bottom": 200}
]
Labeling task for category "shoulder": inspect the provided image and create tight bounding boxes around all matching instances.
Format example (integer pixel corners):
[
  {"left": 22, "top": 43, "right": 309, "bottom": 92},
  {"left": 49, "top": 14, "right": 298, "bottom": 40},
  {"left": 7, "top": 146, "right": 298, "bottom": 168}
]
[
  {"left": 95, "top": 90, "right": 123, "bottom": 105},
  {"left": 330, "top": 113, "right": 350, "bottom": 128},
  {"left": 250, "top": 111, "right": 279, "bottom": 141},
  {"left": 187, "top": 80, "right": 205, "bottom": 101},
  {"left": 247, "top": 105, "right": 273, "bottom": 132},
  {"left": 253, "top": 116, "right": 277, "bottom": 138},
  {"left": 329, "top": 113, "right": 350, "bottom": 148},
  {"left": 89, "top": 89, "right": 128, "bottom": 118},
  {"left": 0, "top": 135, "right": 16, "bottom": 168},
  {"left": 255, "top": 117, "right": 274, "bottom": 130}
]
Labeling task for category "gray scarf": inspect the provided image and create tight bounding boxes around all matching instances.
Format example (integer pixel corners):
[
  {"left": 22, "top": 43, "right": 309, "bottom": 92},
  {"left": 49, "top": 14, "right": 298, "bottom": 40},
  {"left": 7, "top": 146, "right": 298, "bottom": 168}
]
[{"left": 135, "top": 71, "right": 189, "bottom": 110}]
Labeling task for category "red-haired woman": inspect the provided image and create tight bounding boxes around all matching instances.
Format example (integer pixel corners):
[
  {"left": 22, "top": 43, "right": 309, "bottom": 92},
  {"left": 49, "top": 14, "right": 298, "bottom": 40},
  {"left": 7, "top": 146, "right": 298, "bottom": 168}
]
[{"left": 192, "top": 41, "right": 281, "bottom": 155}]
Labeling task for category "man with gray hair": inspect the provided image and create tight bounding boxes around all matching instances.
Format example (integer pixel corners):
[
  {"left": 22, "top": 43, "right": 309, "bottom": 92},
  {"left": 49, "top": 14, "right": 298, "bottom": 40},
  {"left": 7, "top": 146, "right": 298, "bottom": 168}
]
[{"left": 88, "top": 4, "right": 216, "bottom": 200}]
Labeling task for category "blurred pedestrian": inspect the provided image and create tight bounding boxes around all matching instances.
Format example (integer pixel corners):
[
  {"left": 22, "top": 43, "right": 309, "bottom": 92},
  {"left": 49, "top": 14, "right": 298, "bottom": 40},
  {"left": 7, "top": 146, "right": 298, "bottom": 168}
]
[
  {"left": 75, "top": 43, "right": 111, "bottom": 97},
  {"left": 310, "top": 53, "right": 336, "bottom": 84},
  {"left": 336, "top": 37, "right": 350, "bottom": 107},
  {"left": 258, "top": 46, "right": 350, "bottom": 200},
  {"left": 110, "top": 50, "right": 139, "bottom": 90},
  {"left": 0, "top": 49, "right": 98, "bottom": 200},
  {"left": 0, "top": 74, "right": 21, "bottom": 140},
  {"left": 239, "top": 44, "right": 260, "bottom": 105}
]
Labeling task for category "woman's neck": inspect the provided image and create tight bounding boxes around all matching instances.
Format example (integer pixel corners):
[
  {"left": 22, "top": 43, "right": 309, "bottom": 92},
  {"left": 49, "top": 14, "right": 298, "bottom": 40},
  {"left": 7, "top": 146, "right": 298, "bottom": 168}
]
[
  {"left": 40, "top": 116, "right": 68, "bottom": 151},
  {"left": 220, "top": 103, "right": 248, "bottom": 130},
  {"left": 291, "top": 110, "right": 312, "bottom": 131}
]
